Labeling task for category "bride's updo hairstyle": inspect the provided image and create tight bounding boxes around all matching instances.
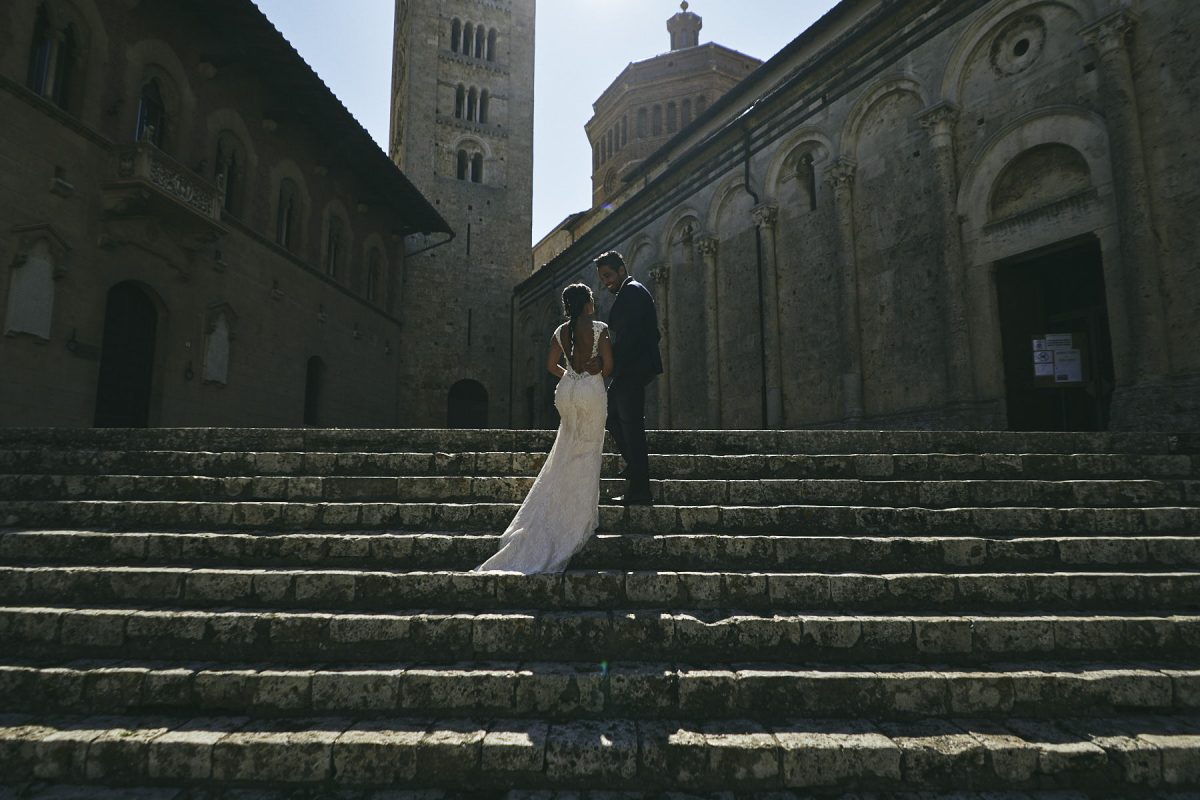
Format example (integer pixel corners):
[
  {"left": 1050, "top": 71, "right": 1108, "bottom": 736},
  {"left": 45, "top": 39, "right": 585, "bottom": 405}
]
[{"left": 561, "top": 283, "right": 593, "bottom": 358}]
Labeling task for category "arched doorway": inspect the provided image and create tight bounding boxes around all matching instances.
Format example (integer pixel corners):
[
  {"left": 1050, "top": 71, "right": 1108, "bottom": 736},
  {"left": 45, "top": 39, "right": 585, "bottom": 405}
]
[
  {"left": 448, "top": 379, "right": 488, "bottom": 428},
  {"left": 94, "top": 282, "right": 159, "bottom": 428},
  {"left": 303, "top": 356, "right": 324, "bottom": 426}
]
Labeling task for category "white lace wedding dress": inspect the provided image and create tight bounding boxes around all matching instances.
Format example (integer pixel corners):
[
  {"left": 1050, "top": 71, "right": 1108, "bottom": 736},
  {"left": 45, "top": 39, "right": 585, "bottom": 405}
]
[{"left": 475, "top": 321, "right": 608, "bottom": 574}]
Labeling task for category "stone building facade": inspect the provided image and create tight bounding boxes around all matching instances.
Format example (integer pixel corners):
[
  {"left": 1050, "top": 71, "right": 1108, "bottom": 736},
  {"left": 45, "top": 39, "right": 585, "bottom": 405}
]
[
  {"left": 0, "top": 0, "right": 449, "bottom": 428},
  {"left": 515, "top": 0, "right": 1200, "bottom": 432},
  {"left": 390, "top": 0, "right": 535, "bottom": 428}
]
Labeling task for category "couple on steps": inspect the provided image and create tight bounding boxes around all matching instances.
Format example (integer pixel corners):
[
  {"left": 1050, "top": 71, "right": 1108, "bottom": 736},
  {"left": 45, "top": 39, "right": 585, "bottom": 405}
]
[{"left": 476, "top": 250, "right": 663, "bottom": 574}]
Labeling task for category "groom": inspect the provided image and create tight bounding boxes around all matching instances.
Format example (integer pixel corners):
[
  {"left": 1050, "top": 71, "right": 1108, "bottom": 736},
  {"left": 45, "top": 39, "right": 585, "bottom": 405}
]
[{"left": 592, "top": 251, "right": 662, "bottom": 505}]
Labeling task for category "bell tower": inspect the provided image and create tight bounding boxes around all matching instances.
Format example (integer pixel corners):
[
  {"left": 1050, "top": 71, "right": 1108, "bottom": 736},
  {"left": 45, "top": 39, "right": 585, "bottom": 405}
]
[
  {"left": 390, "top": 0, "right": 536, "bottom": 427},
  {"left": 667, "top": 1, "right": 703, "bottom": 50}
]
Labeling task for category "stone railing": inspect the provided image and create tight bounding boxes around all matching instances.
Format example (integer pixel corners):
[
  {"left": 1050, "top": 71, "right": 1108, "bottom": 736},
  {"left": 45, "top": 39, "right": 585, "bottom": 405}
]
[{"left": 114, "top": 141, "right": 222, "bottom": 223}]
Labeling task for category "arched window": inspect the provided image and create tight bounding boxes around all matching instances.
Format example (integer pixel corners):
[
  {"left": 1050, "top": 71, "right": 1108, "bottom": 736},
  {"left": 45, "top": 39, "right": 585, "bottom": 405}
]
[
  {"left": 466, "top": 87, "right": 478, "bottom": 122},
  {"left": 276, "top": 178, "right": 298, "bottom": 249},
  {"left": 450, "top": 18, "right": 462, "bottom": 53},
  {"left": 26, "top": 4, "right": 78, "bottom": 110},
  {"left": 652, "top": 105, "right": 663, "bottom": 137},
  {"left": 621, "top": 116, "right": 628, "bottom": 147},
  {"left": 636, "top": 108, "right": 648, "bottom": 138},
  {"left": 455, "top": 84, "right": 465, "bottom": 119},
  {"left": 366, "top": 249, "right": 382, "bottom": 303},
  {"left": 799, "top": 153, "right": 817, "bottom": 212},
  {"left": 214, "top": 132, "right": 244, "bottom": 215},
  {"left": 487, "top": 29, "right": 497, "bottom": 61},
  {"left": 696, "top": 95, "right": 707, "bottom": 114},
  {"left": 457, "top": 149, "right": 469, "bottom": 180},
  {"left": 479, "top": 90, "right": 489, "bottom": 124},
  {"left": 667, "top": 102, "right": 678, "bottom": 134},
  {"left": 471, "top": 153, "right": 484, "bottom": 184},
  {"left": 325, "top": 216, "right": 344, "bottom": 278},
  {"left": 475, "top": 26, "right": 485, "bottom": 58},
  {"left": 135, "top": 78, "right": 167, "bottom": 148},
  {"left": 592, "top": 142, "right": 599, "bottom": 171},
  {"left": 682, "top": 98, "right": 693, "bottom": 126},
  {"left": 462, "top": 23, "right": 474, "bottom": 55}
]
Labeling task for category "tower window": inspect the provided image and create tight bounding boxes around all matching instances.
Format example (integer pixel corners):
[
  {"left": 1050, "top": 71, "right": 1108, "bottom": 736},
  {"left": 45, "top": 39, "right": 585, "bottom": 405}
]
[
  {"left": 682, "top": 98, "right": 693, "bottom": 126},
  {"left": 667, "top": 102, "right": 678, "bottom": 134},
  {"left": 462, "top": 23, "right": 474, "bottom": 55},
  {"left": 487, "top": 29, "right": 497, "bottom": 62},
  {"left": 455, "top": 84, "right": 465, "bottom": 119},
  {"left": 457, "top": 149, "right": 469, "bottom": 180},
  {"left": 637, "top": 108, "right": 648, "bottom": 138},
  {"left": 479, "top": 90, "right": 489, "bottom": 124},
  {"left": 621, "top": 116, "right": 628, "bottom": 147},
  {"left": 467, "top": 87, "right": 478, "bottom": 122},
  {"left": 652, "top": 105, "right": 663, "bottom": 137},
  {"left": 450, "top": 18, "right": 462, "bottom": 53},
  {"left": 475, "top": 26, "right": 485, "bottom": 59},
  {"left": 471, "top": 153, "right": 484, "bottom": 183}
]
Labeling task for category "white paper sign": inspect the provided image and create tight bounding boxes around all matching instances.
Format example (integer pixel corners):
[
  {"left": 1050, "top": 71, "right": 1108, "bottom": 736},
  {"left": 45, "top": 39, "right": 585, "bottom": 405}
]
[
  {"left": 1054, "top": 349, "right": 1083, "bottom": 383},
  {"left": 1035, "top": 363, "right": 1054, "bottom": 377}
]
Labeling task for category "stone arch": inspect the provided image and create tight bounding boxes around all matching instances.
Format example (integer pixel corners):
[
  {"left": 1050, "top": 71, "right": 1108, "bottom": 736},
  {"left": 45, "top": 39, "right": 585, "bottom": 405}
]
[
  {"left": 839, "top": 75, "right": 928, "bottom": 157},
  {"left": 764, "top": 129, "right": 833, "bottom": 203},
  {"left": 958, "top": 106, "right": 1113, "bottom": 227},
  {"left": 124, "top": 38, "right": 197, "bottom": 154},
  {"left": 448, "top": 379, "right": 489, "bottom": 428},
  {"left": 320, "top": 198, "right": 354, "bottom": 281},
  {"left": 625, "top": 234, "right": 656, "bottom": 275},
  {"left": 450, "top": 18, "right": 462, "bottom": 53},
  {"left": 22, "top": 0, "right": 108, "bottom": 118},
  {"left": 268, "top": 160, "right": 312, "bottom": 251},
  {"left": 989, "top": 142, "right": 1092, "bottom": 221},
  {"left": 94, "top": 280, "right": 167, "bottom": 428},
  {"left": 705, "top": 173, "right": 749, "bottom": 237},
  {"left": 205, "top": 108, "right": 261, "bottom": 172},
  {"left": 938, "top": 0, "right": 1093, "bottom": 106}
]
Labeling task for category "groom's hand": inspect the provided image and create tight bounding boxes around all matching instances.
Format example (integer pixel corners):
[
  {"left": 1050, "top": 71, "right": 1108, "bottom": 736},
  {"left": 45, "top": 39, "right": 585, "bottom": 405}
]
[{"left": 584, "top": 357, "right": 603, "bottom": 375}]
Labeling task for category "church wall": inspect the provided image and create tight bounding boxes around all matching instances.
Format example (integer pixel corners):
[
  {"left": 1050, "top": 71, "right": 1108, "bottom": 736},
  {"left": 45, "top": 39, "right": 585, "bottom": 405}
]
[{"left": 516, "top": 0, "right": 1200, "bottom": 432}]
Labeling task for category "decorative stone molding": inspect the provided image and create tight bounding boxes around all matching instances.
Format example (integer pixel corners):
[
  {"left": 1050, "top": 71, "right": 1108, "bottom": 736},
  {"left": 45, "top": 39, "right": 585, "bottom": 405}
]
[
  {"left": 697, "top": 235, "right": 719, "bottom": 258},
  {"left": 752, "top": 203, "right": 779, "bottom": 230},
  {"left": 823, "top": 157, "right": 857, "bottom": 189},
  {"left": 919, "top": 101, "right": 960, "bottom": 145},
  {"left": 1080, "top": 10, "right": 1138, "bottom": 57},
  {"left": 648, "top": 263, "right": 670, "bottom": 287}
]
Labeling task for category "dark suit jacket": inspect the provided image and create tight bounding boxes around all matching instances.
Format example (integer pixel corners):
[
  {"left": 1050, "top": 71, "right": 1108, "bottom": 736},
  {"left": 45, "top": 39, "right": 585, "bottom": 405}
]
[{"left": 608, "top": 276, "right": 663, "bottom": 384}]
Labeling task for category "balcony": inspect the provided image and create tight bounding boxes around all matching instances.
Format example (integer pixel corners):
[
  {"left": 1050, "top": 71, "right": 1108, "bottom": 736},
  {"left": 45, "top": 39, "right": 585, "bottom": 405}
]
[{"left": 103, "top": 141, "right": 226, "bottom": 247}]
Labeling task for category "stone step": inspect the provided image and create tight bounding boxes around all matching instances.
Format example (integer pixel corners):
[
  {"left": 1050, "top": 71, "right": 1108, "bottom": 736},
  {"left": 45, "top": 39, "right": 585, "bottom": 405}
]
[
  {"left": 6, "top": 531, "right": 1200, "bottom": 573},
  {"left": 1, "top": 427, "right": 1194, "bottom": 455},
  {"left": 3, "top": 449, "right": 1196, "bottom": 480},
  {"left": 1, "top": 659, "right": 1195, "bottom": 721},
  {"left": 3, "top": 566, "right": 1198, "bottom": 614},
  {"left": 4, "top": 501, "right": 1200, "bottom": 535},
  {"left": 7, "top": 475, "right": 1197, "bottom": 509},
  {"left": 0, "top": 712, "right": 1197, "bottom": 791},
  {"left": 4, "top": 606, "right": 1196, "bottom": 665},
  {"left": 4, "top": 789, "right": 1179, "bottom": 800}
]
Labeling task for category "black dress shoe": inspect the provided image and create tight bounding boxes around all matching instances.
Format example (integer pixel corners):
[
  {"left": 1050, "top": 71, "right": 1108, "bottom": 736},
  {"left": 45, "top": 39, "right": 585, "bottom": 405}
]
[{"left": 613, "top": 494, "right": 654, "bottom": 506}]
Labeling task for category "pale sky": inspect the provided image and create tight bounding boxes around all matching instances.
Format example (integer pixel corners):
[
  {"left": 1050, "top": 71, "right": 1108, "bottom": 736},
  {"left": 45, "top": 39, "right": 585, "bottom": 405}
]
[{"left": 253, "top": 1, "right": 840, "bottom": 243}]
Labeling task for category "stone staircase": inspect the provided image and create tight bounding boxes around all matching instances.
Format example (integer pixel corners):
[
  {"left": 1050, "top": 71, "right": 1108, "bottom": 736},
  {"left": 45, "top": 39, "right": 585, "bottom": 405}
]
[{"left": 0, "top": 427, "right": 1198, "bottom": 799}]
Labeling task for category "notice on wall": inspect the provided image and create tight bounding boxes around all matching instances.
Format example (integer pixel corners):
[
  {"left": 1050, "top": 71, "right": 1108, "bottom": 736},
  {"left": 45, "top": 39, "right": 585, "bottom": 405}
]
[{"left": 1032, "top": 333, "right": 1087, "bottom": 387}]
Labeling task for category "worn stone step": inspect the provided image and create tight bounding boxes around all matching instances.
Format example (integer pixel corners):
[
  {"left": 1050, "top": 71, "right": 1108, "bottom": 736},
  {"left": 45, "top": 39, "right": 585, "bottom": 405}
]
[
  {"left": 2, "top": 449, "right": 1196, "bottom": 480},
  {"left": 0, "top": 712, "right": 1197, "bottom": 791},
  {"left": 5, "top": 531, "right": 1199, "bottom": 573},
  {"left": 1, "top": 659, "right": 1195, "bottom": 721},
  {"left": 5, "top": 789, "right": 1178, "bottom": 800},
  {"left": 1, "top": 427, "right": 1193, "bottom": 456},
  {"left": 3, "top": 566, "right": 1198, "bottom": 614},
  {"left": 3, "top": 501, "right": 1200, "bottom": 535},
  {"left": 4, "top": 606, "right": 1196, "bottom": 665},
  {"left": 7, "top": 475, "right": 1197, "bottom": 509}
]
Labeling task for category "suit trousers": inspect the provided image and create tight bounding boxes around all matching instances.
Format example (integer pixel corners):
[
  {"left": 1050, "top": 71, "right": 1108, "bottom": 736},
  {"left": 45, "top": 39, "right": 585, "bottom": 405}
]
[{"left": 607, "top": 375, "right": 651, "bottom": 497}]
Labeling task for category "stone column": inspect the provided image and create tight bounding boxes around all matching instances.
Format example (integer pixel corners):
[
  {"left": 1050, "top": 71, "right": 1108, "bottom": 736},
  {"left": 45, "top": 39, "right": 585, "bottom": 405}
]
[
  {"left": 1081, "top": 10, "right": 1170, "bottom": 382},
  {"left": 824, "top": 157, "right": 864, "bottom": 425},
  {"left": 649, "top": 263, "right": 671, "bottom": 428},
  {"left": 919, "top": 101, "right": 976, "bottom": 414},
  {"left": 753, "top": 203, "right": 784, "bottom": 428},
  {"left": 697, "top": 235, "right": 722, "bottom": 428}
]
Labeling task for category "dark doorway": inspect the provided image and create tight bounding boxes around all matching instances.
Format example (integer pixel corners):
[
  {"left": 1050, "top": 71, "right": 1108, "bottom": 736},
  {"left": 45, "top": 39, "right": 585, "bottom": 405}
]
[
  {"left": 94, "top": 282, "right": 158, "bottom": 428},
  {"left": 448, "top": 379, "right": 488, "bottom": 428},
  {"left": 996, "top": 237, "right": 1115, "bottom": 431},
  {"left": 303, "top": 357, "right": 324, "bottom": 426}
]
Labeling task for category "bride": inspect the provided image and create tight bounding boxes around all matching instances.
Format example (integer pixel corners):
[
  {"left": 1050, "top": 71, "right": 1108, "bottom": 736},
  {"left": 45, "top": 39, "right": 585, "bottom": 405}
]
[{"left": 475, "top": 283, "right": 614, "bottom": 574}]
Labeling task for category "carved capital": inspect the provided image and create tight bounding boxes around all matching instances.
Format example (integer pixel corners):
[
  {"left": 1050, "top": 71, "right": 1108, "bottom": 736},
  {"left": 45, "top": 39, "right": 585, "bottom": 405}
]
[
  {"left": 752, "top": 203, "right": 779, "bottom": 230},
  {"left": 697, "top": 235, "right": 720, "bottom": 259},
  {"left": 918, "top": 101, "right": 960, "bottom": 144},
  {"left": 1080, "top": 10, "right": 1137, "bottom": 58},
  {"left": 823, "top": 157, "right": 857, "bottom": 190},
  {"left": 648, "top": 263, "right": 670, "bottom": 287}
]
